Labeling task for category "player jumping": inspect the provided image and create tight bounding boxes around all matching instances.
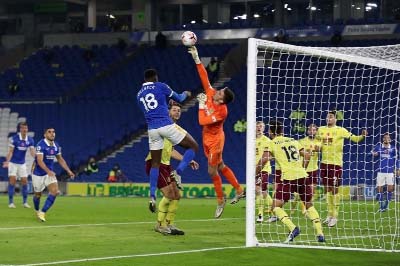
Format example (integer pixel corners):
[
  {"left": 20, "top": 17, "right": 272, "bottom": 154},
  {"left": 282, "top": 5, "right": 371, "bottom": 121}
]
[{"left": 188, "top": 46, "right": 245, "bottom": 218}]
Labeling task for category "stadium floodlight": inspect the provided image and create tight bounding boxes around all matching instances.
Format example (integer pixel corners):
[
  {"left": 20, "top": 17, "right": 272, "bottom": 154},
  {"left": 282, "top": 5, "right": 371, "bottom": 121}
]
[
  {"left": 247, "top": 38, "right": 400, "bottom": 251},
  {"left": 367, "top": 3, "right": 378, "bottom": 8}
]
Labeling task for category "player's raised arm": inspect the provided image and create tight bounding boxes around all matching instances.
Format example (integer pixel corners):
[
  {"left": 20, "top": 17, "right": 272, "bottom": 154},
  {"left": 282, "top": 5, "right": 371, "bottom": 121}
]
[
  {"left": 161, "top": 82, "right": 191, "bottom": 103},
  {"left": 188, "top": 46, "right": 213, "bottom": 94}
]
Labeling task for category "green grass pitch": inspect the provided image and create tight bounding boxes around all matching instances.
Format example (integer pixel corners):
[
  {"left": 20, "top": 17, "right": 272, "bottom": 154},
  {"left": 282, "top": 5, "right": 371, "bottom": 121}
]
[{"left": 0, "top": 195, "right": 399, "bottom": 266}]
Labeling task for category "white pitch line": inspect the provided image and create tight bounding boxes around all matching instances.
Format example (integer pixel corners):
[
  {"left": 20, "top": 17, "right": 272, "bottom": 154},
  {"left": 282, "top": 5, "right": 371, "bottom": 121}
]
[
  {"left": 0, "top": 246, "right": 245, "bottom": 266},
  {"left": 292, "top": 233, "right": 398, "bottom": 244},
  {"left": 0, "top": 217, "right": 243, "bottom": 231}
]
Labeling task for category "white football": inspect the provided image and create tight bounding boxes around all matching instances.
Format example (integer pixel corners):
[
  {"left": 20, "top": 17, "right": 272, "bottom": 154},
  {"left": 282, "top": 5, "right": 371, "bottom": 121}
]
[{"left": 181, "top": 31, "right": 197, "bottom": 47}]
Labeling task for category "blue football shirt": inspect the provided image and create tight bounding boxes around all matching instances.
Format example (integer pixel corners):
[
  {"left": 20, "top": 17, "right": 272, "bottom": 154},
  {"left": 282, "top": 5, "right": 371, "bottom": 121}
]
[
  {"left": 137, "top": 82, "right": 175, "bottom": 129},
  {"left": 9, "top": 133, "right": 35, "bottom": 164},
  {"left": 372, "top": 143, "right": 397, "bottom": 173},
  {"left": 33, "top": 139, "right": 61, "bottom": 176}
]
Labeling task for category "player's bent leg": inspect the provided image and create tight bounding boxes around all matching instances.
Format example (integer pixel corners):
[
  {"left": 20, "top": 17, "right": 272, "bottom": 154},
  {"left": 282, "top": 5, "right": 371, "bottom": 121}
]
[
  {"left": 176, "top": 133, "right": 198, "bottom": 176},
  {"left": 218, "top": 162, "right": 244, "bottom": 204},
  {"left": 274, "top": 183, "right": 300, "bottom": 242},
  {"left": 177, "top": 132, "right": 199, "bottom": 152},
  {"left": 8, "top": 176, "right": 17, "bottom": 208},
  {"left": 39, "top": 182, "right": 58, "bottom": 222}
]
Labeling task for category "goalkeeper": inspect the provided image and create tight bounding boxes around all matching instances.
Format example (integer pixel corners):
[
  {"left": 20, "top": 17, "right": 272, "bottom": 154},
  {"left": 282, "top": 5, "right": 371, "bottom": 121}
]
[
  {"left": 317, "top": 111, "right": 367, "bottom": 227},
  {"left": 145, "top": 101, "right": 199, "bottom": 235},
  {"left": 188, "top": 46, "right": 245, "bottom": 219}
]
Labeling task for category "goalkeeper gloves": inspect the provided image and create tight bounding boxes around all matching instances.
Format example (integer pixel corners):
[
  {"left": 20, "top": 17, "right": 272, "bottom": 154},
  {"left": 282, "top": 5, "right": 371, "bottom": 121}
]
[
  {"left": 188, "top": 46, "right": 201, "bottom": 64},
  {"left": 196, "top": 93, "right": 207, "bottom": 109}
]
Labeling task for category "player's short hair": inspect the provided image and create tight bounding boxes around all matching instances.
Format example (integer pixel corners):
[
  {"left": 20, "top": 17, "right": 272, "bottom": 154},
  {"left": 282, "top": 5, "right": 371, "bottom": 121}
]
[
  {"left": 383, "top": 132, "right": 391, "bottom": 137},
  {"left": 168, "top": 100, "right": 182, "bottom": 109},
  {"left": 308, "top": 123, "right": 317, "bottom": 129},
  {"left": 18, "top": 122, "right": 28, "bottom": 129},
  {"left": 256, "top": 121, "right": 265, "bottom": 125},
  {"left": 223, "top": 88, "right": 235, "bottom": 104},
  {"left": 269, "top": 120, "right": 283, "bottom": 135},
  {"left": 144, "top": 69, "right": 157, "bottom": 81},
  {"left": 43, "top": 127, "right": 55, "bottom": 133},
  {"left": 328, "top": 110, "right": 337, "bottom": 117}
]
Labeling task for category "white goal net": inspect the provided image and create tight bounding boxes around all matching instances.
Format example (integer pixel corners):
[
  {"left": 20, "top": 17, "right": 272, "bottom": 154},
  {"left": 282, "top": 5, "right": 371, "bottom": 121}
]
[{"left": 246, "top": 38, "right": 400, "bottom": 251}]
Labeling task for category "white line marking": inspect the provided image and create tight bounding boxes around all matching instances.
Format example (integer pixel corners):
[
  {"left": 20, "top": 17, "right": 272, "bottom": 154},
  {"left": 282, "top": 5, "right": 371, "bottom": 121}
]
[
  {"left": 0, "top": 218, "right": 243, "bottom": 231},
  {"left": 0, "top": 246, "right": 245, "bottom": 266},
  {"left": 293, "top": 233, "right": 398, "bottom": 243}
]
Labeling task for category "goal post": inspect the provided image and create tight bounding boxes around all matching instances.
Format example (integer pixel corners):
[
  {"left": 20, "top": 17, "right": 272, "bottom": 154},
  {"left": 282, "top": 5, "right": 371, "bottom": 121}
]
[{"left": 246, "top": 38, "right": 400, "bottom": 251}]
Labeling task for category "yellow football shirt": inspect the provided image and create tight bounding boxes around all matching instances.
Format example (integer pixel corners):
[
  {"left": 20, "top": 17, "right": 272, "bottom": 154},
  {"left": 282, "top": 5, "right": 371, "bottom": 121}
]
[
  {"left": 145, "top": 138, "right": 173, "bottom": 165},
  {"left": 256, "top": 135, "right": 272, "bottom": 174},
  {"left": 299, "top": 137, "right": 321, "bottom": 172},
  {"left": 266, "top": 135, "right": 307, "bottom": 181},
  {"left": 316, "top": 126, "right": 352, "bottom": 167}
]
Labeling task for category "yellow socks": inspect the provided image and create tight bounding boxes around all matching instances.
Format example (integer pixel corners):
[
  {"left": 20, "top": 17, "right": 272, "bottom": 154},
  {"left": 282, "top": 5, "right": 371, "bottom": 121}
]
[
  {"left": 326, "top": 192, "right": 334, "bottom": 217},
  {"left": 306, "top": 206, "right": 323, "bottom": 236},
  {"left": 157, "top": 197, "right": 170, "bottom": 226},
  {"left": 265, "top": 193, "right": 273, "bottom": 209},
  {"left": 166, "top": 199, "right": 179, "bottom": 225},
  {"left": 256, "top": 194, "right": 264, "bottom": 216},
  {"left": 273, "top": 207, "right": 296, "bottom": 231},
  {"left": 333, "top": 193, "right": 340, "bottom": 218}
]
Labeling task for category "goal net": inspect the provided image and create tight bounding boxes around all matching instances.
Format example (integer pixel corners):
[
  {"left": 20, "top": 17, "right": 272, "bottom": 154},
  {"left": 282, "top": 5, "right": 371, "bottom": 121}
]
[{"left": 246, "top": 38, "right": 400, "bottom": 251}]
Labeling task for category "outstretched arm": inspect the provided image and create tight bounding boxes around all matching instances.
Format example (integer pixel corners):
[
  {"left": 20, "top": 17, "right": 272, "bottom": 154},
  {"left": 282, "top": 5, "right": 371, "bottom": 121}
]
[
  {"left": 350, "top": 129, "right": 367, "bottom": 143},
  {"left": 188, "top": 46, "right": 214, "bottom": 94},
  {"left": 170, "top": 90, "right": 191, "bottom": 103}
]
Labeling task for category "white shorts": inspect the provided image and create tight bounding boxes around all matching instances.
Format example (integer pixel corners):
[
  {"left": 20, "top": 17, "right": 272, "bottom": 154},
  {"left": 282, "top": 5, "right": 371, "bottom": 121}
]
[
  {"left": 376, "top": 172, "right": 395, "bottom": 187},
  {"left": 8, "top": 162, "right": 28, "bottom": 179},
  {"left": 148, "top": 124, "right": 187, "bottom": 150},
  {"left": 32, "top": 174, "right": 58, "bottom": 193}
]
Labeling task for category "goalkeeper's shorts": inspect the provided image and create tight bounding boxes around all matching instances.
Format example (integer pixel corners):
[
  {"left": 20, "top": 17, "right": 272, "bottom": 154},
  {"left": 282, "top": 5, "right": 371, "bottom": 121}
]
[{"left": 203, "top": 135, "right": 224, "bottom": 166}]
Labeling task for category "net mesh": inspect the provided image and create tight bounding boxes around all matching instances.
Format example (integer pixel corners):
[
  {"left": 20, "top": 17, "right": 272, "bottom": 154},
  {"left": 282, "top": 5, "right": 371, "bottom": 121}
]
[{"left": 250, "top": 40, "right": 400, "bottom": 251}]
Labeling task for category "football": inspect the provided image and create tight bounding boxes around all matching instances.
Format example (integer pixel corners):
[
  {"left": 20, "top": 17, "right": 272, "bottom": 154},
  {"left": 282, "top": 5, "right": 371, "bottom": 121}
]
[{"left": 181, "top": 31, "right": 197, "bottom": 47}]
